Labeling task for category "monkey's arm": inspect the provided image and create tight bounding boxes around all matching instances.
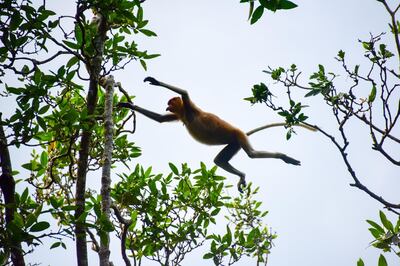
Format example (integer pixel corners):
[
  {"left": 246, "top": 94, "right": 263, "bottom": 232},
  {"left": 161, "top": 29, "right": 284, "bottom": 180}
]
[
  {"left": 144, "top": 77, "right": 189, "bottom": 100},
  {"left": 118, "top": 102, "right": 179, "bottom": 123}
]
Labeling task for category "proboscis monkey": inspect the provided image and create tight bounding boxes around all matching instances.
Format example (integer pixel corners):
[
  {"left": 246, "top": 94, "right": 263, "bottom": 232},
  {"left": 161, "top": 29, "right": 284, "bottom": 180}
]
[{"left": 118, "top": 77, "right": 316, "bottom": 192}]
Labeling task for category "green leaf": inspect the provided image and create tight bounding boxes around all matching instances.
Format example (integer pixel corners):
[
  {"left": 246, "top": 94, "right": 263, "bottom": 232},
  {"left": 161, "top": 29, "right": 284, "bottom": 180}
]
[
  {"left": 278, "top": 0, "right": 298, "bottom": 10},
  {"left": 144, "top": 167, "right": 152, "bottom": 178},
  {"left": 225, "top": 225, "right": 232, "bottom": 246},
  {"left": 368, "top": 85, "right": 377, "bottom": 103},
  {"left": 48, "top": 19, "right": 59, "bottom": 28},
  {"left": 368, "top": 228, "right": 381, "bottom": 238},
  {"left": 40, "top": 151, "right": 48, "bottom": 166},
  {"left": 140, "top": 59, "right": 147, "bottom": 71},
  {"left": 137, "top": 6, "right": 144, "bottom": 22},
  {"left": 66, "top": 56, "right": 79, "bottom": 68},
  {"left": 50, "top": 242, "right": 61, "bottom": 249},
  {"left": 210, "top": 208, "right": 221, "bottom": 216},
  {"left": 139, "top": 29, "right": 157, "bottom": 37},
  {"left": 10, "top": 13, "right": 23, "bottom": 31},
  {"left": 33, "top": 204, "right": 43, "bottom": 219},
  {"left": 30, "top": 221, "right": 50, "bottom": 232},
  {"left": 248, "top": 1, "right": 254, "bottom": 20},
  {"left": 169, "top": 163, "right": 179, "bottom": 175},
  {"left": 25, "top": 214, "right": 36, "bottom": 228},
  {"left": 244, "top": 96, "right": 256, "bottom": 103},
  {"left": 318, "top": 64, "right": 325, "bottom": 73},
  {"left": 62, "top": 205, "right": 78, "bottom": 211},
  {"left": 250, "top": 6, "right": 264, "bottom": 24},
  {"left": 6, "top": 86, "right": 23, "bottom": 95},
  {"left": 379, "top": 211, "right": 394, "bottom": 232},
  {"left": 259, "top": 0, "right": 277, "bottom": 11},
  {"left": 337, "top": 50, "right": 345, "bottom": 59},
  {"left": 247, "top": 228, "right": 259, "bottom": 243},
  {"left": 378, "top": 254, "right": 387, "bottom": 266},
  {"left": 11, "top": 170, "right": 20, "bottom": 176},
  {"left": 74, "top": 24, "right": 83, "bottom": 45},
  {"left": 21, "top": 162, "right": 33, "bottom": 171},
  {"left": 357, "top": 258, "right": 365, "bottom": 266},
  {"left": 38, "top": 105, "right": 50, "bottom": 115},
  {"left": 286, "top": 130, "right": 292, "bottom": 140},
  {"left": 144, "top": 53, "right": 161, "bottom": 59},
  {"left": 129, "top": 210, "right": 138, "bottom": 230},
  {"left": 62, "top": 40, "right": 80, "bottom": 50},
  {"left": 362, "top": 42, "right": 371, "bottom": 50},
  {"left": 149, "top": 180, "right": 157, "bottom": 194},
  {"left": 20, "top": 187, "right": 29, "bottom": 203},
  {"left": 37, "top": 116, "right": 47, "bottom": 130},
  {"left": 395, "top": 217, "right": 400, "bottom": 233},
  {"left": 366, "top": 220, "right": 385, "bottom": 234},
  {"left": 34, "top": 69, "right": 42, "bottom": 84},
  {"left": 13, "top": 212, "right": 24, "bottom": 228},
  {"left": 305, "top": 89, "right": 320, "bottom": 97},
  {"left": 203, "top": 253, "right": 214, "bottom": 259},
  {"left": 49, "top": 196, "right": 59, "bottom": 209}
]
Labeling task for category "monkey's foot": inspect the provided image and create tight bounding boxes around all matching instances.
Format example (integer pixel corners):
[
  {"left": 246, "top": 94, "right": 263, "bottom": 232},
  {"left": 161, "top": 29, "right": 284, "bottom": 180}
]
[
  {"left": 237, "top": 177, "right": 247, "bottom": 193},
  {"left": 281, "top": 155, "right": 301, "bottom": 166},
  {"left": 144, "top": 76, "right": 160, "bottom": 86}
]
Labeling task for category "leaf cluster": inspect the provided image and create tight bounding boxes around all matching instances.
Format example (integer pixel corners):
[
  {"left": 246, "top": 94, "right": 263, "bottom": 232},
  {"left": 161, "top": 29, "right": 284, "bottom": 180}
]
[
  {"left": 357, "top": 211, "right": 400, "bottom": 266},
  {"left": 204, "top": 184, "right": 275, "bottom": 265},
  {"left": 111, "top": 164, "right": 273, "bottom": 265},
  {"left": 240, "top": 0, "right": 298, "bottom": 24}
]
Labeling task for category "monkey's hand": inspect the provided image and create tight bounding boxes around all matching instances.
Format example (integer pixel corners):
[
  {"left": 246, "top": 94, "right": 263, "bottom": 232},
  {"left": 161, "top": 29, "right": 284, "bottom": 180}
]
[
  {"left": 280, "top": 154, "right": 301, "bottom": 166},
  {"left": 144, "top": 76, "right": 160, "bottom": 86},
  {"left": 237, "top": 176, "right": 247, "bottom": 193},
  {"left": 117, "top": 102, "right": 135, "bottom": 110}
]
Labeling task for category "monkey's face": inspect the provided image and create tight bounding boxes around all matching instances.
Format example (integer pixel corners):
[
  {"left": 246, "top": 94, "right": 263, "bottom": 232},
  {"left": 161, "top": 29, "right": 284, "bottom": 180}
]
[{"left": 166, "top": 97, "right": 183, "bottom": 114}]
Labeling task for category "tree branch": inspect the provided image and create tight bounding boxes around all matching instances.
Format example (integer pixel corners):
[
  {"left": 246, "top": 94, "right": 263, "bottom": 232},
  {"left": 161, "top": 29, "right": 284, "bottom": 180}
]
[
  {"left": 75, "top": 11, "right": 108, "bottom": 266},
  {"left": 111, "top": 205, "right": 132, "bottom": 266},
  {"left": 99, "top": 75, "right": 115, "bottom": 266},
  {"left": 304, "top": 122, "right": 400, "bottom": 209}
]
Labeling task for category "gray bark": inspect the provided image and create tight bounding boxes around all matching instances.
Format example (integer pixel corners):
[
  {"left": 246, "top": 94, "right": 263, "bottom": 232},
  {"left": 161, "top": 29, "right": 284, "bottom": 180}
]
[
  {"left": 99, "top": 76, "right": 115, "bottom": 266},
  {"left": 75, "top": 12, "right": 108, "bottom": 266}
]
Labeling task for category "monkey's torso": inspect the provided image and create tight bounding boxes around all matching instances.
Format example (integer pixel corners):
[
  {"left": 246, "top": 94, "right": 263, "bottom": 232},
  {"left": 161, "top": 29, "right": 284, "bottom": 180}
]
[{"left": 182, "top": 111, "right": 242, "bottom": 146}]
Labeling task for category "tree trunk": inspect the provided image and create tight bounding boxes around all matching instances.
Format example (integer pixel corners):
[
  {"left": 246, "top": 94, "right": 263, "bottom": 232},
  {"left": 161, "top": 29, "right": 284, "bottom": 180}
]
[
  {"left": 0, "top": 114, "right": 25, "bottom": 266},
  {"left": 75, "top": 13, "right": 108, "bottom": 266},
  {"left": 99, "top": 76, "right": 115, "bottom": 266}
]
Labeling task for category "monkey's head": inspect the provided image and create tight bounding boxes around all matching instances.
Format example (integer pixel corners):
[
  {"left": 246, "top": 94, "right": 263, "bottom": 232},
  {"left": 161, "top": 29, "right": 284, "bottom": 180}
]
[{"left": 166, "top": 97, "right": 184, "bottom": 115}]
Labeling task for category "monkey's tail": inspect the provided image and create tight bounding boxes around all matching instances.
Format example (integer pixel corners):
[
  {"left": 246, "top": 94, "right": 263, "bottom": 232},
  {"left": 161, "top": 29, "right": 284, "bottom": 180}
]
[{"left": 246, "top": 122, "right": 317, "bottom": 136}]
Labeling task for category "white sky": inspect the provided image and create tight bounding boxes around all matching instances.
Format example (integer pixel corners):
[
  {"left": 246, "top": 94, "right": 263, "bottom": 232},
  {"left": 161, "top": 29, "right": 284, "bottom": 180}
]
[{"left": 4, "top": 0, "right": 399, "bottom": 265}]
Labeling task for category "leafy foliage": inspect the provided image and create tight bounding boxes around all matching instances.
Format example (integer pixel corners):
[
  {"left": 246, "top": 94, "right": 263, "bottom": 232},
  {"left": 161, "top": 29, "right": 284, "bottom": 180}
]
[
  {"left": 365, "top": 212, "right": 400, "bottom": 257},
  {"left": 0, "top": 0, "right": 157, "bottom": 264},
  {"left": 240, "top": 0, "right": 298, "bottom": 24},
  {"left": 111, "top": 163, "right": 274, "bottom": 265},
  {"left": 204, "top": 184, "right": 275, "bottom": 265}
]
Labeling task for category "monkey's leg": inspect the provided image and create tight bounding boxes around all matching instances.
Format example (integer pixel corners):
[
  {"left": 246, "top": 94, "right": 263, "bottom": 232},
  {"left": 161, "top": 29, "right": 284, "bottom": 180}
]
[
  {"left": 214, "top": 142, "right": 247, "bottom": 192},
  {"left": 239, "top": 135, "right": 301, "bottom": 165}
]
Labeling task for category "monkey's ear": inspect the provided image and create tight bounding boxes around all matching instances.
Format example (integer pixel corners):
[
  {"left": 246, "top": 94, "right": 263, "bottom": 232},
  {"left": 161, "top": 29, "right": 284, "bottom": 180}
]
[{"left": 144, "top": 76, "right": 160, "bottom": 86}]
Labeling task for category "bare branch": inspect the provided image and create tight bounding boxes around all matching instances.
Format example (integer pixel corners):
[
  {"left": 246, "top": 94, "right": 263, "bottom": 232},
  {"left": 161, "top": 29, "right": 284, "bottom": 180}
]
[{"left": 304, "top": 122, "right": 400, "bottom": 209}]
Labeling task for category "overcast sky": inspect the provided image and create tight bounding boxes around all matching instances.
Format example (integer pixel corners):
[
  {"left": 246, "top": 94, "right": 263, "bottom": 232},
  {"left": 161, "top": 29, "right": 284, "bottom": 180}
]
[{"left": 7, "top": 0, "right": 399, "bottom": 265}]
